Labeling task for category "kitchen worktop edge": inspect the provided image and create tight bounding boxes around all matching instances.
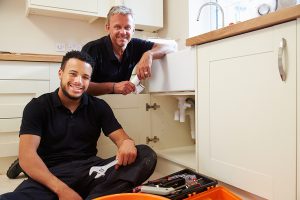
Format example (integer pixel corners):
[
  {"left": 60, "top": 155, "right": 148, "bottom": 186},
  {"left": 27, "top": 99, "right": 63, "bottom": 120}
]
[
  {"left": 186, "top": 4, "right": 300, "bottom": 46},
  {"left": 0, "top": 53, "right": 63, "bottom": 63}
]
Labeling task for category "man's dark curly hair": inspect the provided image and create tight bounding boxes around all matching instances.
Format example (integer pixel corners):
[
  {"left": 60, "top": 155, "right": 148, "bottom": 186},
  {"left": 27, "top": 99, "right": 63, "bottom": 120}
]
[{"left": 61, "top": 50, "right": 95, "bottom": 71}]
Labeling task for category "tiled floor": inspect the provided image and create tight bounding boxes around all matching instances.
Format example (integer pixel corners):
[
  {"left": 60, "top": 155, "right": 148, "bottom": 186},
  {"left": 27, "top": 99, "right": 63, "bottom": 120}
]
[{"left": 0, "top": 174, "right": 26, "bottom": 195}]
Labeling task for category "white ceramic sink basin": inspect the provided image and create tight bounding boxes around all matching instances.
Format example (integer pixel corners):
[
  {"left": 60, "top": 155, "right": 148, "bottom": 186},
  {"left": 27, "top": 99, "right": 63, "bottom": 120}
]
[{"left": 149, "top": 47, "right": 196, "bottom": 93}]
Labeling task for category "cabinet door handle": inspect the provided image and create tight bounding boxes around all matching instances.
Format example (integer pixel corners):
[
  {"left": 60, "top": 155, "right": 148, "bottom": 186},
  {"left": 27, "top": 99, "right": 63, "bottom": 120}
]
[{"left": 278, "top": 38, "right": 287, "bottom": 81}]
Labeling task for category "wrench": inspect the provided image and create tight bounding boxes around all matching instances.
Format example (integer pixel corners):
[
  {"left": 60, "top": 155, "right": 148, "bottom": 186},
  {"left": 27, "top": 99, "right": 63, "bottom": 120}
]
[{"left": 89, "top": 159, "right": 118, "bottom": 179}]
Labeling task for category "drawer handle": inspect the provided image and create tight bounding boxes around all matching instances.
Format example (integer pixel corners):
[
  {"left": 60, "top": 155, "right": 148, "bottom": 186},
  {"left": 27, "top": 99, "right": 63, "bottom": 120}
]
[{"left": 278, "top": 38, "right": 287, "bottom": 81}]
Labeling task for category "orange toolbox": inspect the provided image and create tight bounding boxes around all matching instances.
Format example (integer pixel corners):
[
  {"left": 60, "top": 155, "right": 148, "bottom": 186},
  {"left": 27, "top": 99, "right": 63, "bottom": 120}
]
[
  {"left": 138, "top": 169, "right": 241, "bottom": 200},
  {"left": 183, "top": 186, "right": 242, "bottom": 200}
]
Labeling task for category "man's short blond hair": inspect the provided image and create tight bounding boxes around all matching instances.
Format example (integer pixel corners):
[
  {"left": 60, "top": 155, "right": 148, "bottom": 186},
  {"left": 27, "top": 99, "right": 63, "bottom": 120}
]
[{"left": 106, "top": 5, "right": 134, "bottom": 25}]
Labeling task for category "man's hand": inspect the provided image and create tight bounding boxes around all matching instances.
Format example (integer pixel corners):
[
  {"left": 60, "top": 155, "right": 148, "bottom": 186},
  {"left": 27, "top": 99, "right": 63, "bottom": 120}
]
[
  {"left": 136, "top": 51, "right": 153, "bottom": 80},
  {"left": 114, "top": 81, "right": 135, "bottom": 95},
  {"left": 56, "top": 184, "right": 82, "bottom": 200},
  {"left": 116, "top": 139, "right": 137, "bottom": 169},
  {"left": 108, "top": 129, "right": 137, "bottom": 169}
]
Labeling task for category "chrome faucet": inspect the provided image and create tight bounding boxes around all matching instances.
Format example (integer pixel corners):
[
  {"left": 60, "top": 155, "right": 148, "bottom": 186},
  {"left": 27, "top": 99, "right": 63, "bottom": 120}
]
[{"left": 196, "top": 2, "right": 224, "bottom": 29}]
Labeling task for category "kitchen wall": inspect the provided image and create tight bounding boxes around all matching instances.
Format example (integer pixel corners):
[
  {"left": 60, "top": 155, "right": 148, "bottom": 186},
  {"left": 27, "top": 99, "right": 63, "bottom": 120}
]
[
  {"left": 0, "top": 0, "right": 156, "bottom": 55},
  {"left": 218, "top": 0, "right": 299, "bottom": 26},
  {"left": 157, "top": 0, "right": 189, "bottom": 50},
  {"left": 157, "top": 0, "right": 216, "bottom": 48}
]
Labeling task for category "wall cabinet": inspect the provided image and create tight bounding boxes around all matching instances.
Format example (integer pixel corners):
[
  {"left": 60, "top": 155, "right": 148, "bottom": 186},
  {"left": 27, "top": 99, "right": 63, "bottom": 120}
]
[
  {"left": 25, "top": 0, "right": 163, "bottom": 31},
  {"left": 197, "top": 21, "right": 297, "bottom": 199},
  {"left": 0, "top": 61, "right": 50, "bottom": 157},
  {"left": 26, "top": 0, "right": 101, "bottom": 23},
  {"left": 118, "top": 0, "right": 163, "bottom": 32},
  {"left": 95, "top": 0, "right": 163, "bottom": 32}
]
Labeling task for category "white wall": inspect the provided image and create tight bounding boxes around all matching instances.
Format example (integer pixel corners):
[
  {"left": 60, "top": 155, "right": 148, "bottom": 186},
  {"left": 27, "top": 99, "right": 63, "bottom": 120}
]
[
  {"left": 157, "top": 0, "right": 217, "bottom": 48},
  {"left": 157, "top": 0, "right": 189, "bottom": 50},
  {"left": 0, "top": 0, "right": 156, "bottom": 55}
]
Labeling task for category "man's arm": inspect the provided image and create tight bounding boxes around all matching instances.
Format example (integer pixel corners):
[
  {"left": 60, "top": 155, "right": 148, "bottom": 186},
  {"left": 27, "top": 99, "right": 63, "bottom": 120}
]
[
  {"left": 136, "top": 43, "right": 176, "bottom": 80},
  {"left": 87, "top": 81, "right": 136, "bottom": 96},
  {"left": 19, "top": 134, "right": 82, "bottom": 200},
  {"left": 108, "top": 129, "right": 137, "bottom": 167}
]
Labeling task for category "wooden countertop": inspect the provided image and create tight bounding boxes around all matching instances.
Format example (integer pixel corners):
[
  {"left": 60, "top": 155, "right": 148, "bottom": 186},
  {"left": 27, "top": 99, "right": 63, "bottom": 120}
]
[
  {"left": 0, "top": 53, "right": 62, "bottom": 62},
  {"left": 186, "top": 4, "right": 300, "bottom": 46}
]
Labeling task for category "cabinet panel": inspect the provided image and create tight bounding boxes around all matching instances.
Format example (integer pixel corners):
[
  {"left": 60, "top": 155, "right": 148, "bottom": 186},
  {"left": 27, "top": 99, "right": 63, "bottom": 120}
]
[
  {"left": 0, "top": 61, "right": 49, "bottom": 80},
  {"left": 0, "top": 119, "right": 21, "bottom": 133},
  {"left": 197, "top": 21, "right": 296, "bottom": 199},
  {"left": 96, "top": 94, "right": 151, "bottom": 158},
  {"left": 0, "top": 118, "right": 22, "bottom": 158},
  {"left": 26, "top": 0, "right": 100, "bottom": 22},
  {"left": 123, "top": 0, "right": 163, "bottom": 31},
  {"left": 108, "top": 0, "right": 163, "bottom": 32},
  {"left": 0, "top": 80, "right": 49, "bottom": 96},
  {"left": 0, "top": 93, "right": 40, "bottom": 118},
  {"left": 29, "top": 0, "right": 99, "bottom": 13},
  {"left": 96, "top": 94, "right": 196, "bottom": 170}
]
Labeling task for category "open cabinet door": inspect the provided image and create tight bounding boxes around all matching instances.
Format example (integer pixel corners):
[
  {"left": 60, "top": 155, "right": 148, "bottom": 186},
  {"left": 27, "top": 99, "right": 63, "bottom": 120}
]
[{"left": 96, "top": 94, "right": 151, "bottom": 158}]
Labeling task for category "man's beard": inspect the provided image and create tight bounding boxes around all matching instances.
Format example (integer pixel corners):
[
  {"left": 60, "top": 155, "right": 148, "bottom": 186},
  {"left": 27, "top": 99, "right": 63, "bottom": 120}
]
[{"left": 61, "top": 84, "right": 83, "bottom": 100}]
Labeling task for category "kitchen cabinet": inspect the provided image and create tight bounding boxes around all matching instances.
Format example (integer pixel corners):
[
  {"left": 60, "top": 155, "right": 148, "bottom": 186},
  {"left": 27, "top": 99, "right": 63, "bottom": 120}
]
[
  {"left": 104, "top": 0, "right": 163, "bottom": 32},
  {"left": 0, "top": 61, "right": 50, "bottom": 157},
  {"left": 25, "top": 0, "right": 102, "bottom": 23},
  {"left": 120, "top": 0, "right": 163, "bottom": 32},
  {"left": 97, "top": 94, "right": 197, "bottom": 171},
  {"left": 197, "top": 20, "right": 297, "bottom": 199},
  {"left": 25, "top": 0, "right": 163, "bottom": 31}
]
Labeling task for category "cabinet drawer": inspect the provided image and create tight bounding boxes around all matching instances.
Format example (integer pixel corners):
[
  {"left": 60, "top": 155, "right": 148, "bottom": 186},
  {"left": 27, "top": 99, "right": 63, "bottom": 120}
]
[
  {"left": 0, "top": 61, "right": 49, "bottom": 80},
  {"left": 0, "top": 133, "right": 19, "bottom": 157},
  {"left": 0, "top": 142, "right": 19, "bottom": 157},
  {"left": 0, "top": 118, "right": 21, "bottom": 133},
  {"left": 0, "top": 93, "right": 37, "bottom": 118},
  {"left": 149, "top": 48, "right": 196, "bottom": 92},
  {"left": 0, "top": 81, "right": 49, "bottom": 119},
  {"left": 0, "top": 80, "right": 49, "bottom": 96}
]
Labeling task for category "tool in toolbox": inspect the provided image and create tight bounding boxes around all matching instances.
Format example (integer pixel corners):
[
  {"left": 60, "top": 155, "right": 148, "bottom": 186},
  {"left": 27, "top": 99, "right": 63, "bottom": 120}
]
[
  {"left": 140, "top": 178, "right": 202, "bottom": 196},
  {"left": 89, "top": 159, "right": 118, "bottom": 179},
  {"left": 137, "top": 169, "right": 218, "bottom": 200}
]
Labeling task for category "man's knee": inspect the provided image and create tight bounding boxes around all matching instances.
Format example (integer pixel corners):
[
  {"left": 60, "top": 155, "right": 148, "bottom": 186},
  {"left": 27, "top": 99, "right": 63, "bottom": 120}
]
[{"left": 136, "top": 144, "right": 157, "bottom": 161}]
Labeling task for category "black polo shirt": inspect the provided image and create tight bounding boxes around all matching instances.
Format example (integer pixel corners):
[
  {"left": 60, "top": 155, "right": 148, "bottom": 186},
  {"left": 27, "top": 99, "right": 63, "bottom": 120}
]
[
  {"left": 19, "top": 89, "right": 122, "bottom": 167},
  {"left": 81, "top": 35, "right": 154, "bottom": 82}
]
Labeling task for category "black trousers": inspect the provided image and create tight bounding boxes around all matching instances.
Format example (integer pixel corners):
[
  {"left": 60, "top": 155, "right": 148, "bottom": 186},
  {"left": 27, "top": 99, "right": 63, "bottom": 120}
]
[{"left": 0, "top": 145, "right": 157, "bottom": 200}]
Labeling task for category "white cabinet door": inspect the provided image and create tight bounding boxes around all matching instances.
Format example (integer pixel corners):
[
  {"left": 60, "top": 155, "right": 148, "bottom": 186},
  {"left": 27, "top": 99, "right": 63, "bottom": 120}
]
[
  {"left": 197, "top": 21, "right": 296, "bottom": 199},
  {"left": 96, "top": 94, "right": 196, "bottom": 171},
  {"left": 29, "top": 0, "right": 99, "bottom": 13},
  {"left": 96, "top": 94, "right": 151, "bottom": 158},
  {"left": 26, "top": 0, "right": 100, "bottom": 22},
  {"left": 109, "top": 0, "right": 163, "bottom": 32},
  {"left": 123, "top": 0, "right": 163, "bottom": 32}
]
